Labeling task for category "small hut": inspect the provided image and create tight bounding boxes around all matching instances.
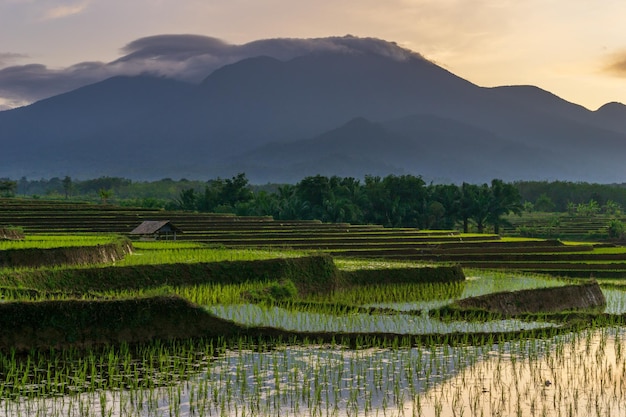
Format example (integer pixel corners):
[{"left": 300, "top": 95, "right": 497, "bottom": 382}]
[
  {"left": 130, "top": 220, "right": 182, "bottom": 241},
  {"left": 0, "top": 227, "right": 25, "bottom": 241}
]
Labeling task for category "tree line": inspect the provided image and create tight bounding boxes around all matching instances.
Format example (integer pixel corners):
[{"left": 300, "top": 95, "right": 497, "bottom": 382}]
[
  {"left": 6, "top": 174, "right": 626, "bottom": 232},
  {"left": 170, "top": 173, "right": 522, "bottom": 232}
]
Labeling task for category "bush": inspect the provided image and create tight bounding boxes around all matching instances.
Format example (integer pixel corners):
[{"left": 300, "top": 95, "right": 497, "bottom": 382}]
[
  {"left": 268, "top": 280, "right": 298, "bottom": 301},
  {"left": 244, "top": 280, "right": 299, "bottom": 303},
  {"left": 607, "top": 219, "right": 625, "bottom": 239},
  {"left": 516, "top": 225, "right": 538, "bottom": 237}
]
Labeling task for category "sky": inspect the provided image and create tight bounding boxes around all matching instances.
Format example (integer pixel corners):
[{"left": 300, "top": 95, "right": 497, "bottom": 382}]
[{"left": 1, "top": 0, "right": 626, "bottom": 111}]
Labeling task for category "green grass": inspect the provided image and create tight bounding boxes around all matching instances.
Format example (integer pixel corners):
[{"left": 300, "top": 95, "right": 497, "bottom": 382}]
[
  {"left": 0, "top": 234, "right": 119, "bottom": 250},
  {"left": 116, "top": 246, "right": 307, "bottom": 266},
  {"left": 333, "top": 258, "right": 438, "bottom": 271},
  {"left": 3, "top": 229, "right": 626, "bottom": 416}
]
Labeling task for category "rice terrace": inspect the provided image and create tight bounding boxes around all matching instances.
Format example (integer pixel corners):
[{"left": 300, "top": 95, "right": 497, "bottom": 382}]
[{"left": 4, "top": 198, "right": 626, "bottom": 417}]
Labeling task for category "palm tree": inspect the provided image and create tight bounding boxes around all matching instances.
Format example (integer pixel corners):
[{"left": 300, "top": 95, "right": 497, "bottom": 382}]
[
  {"left": 487, "top": 179, "right": 523, "bottom": 234},
  {"left": 99, "top": 188, "right": 112, "bottom": 205}
]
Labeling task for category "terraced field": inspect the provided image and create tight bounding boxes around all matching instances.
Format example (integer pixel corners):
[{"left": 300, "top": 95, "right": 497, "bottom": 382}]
[
  {"left": 3, "top": 198, "right": 626, "bottom": 279},
  {"left": 4, "top": 198, "right": 626, "bottom": 417},
  {"left": 502, "top": 211, "right": 621, "bottom": 239}
]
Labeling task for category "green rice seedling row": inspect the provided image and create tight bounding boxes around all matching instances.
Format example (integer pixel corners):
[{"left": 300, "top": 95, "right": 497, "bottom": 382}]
[
  {"left": 4, "top": 200, "right": 626, "bottom": 416},
  {"left": 3, "top": 328, "right": 626, "bottom": 416}
]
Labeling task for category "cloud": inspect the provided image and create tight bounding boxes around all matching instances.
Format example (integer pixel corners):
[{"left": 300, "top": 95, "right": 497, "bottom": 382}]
[
  {"left": 0, "top": 34, "right": 423, "bottom": 109},
  {"left": 603, "top": 51, "right": 626, "bottom": 77},
  {"left": 113, "top": 34, "right": 420, "bottom": 80},
  {"left": 0, "top": 60, "right": 134, "bottom": 108},
  {"left": 0, "top": 52, "right": 28, "bottom": 68},
  {"left": 41, "top": 1, "right": 89, "bottom": 20}
]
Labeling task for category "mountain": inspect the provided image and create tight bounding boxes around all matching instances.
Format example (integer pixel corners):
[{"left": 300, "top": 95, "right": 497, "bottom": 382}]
[
  {"left": 594, "top": 102, "right": 626, "bottom": 134},
  {"left": 235, "top": 115, "right": 567, "bottom": 183},
  {"left": 1, "top": 76, "right": 198, "bottom": 179},
  {"left": 1, "top": 36, "right": 625, "bottom": 183},
  {"left": 229, "top": 117, "right": 414, "bottom": 182}
]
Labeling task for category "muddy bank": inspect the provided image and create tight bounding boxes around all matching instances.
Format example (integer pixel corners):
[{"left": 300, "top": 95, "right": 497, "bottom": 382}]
[
  {"left": 0, "top": 255, "right": 340, "bottom": 294},
  {"left": 453, "top": 281, "right": 606, "bottom": 315},
  {"left": 0, "top": 296, "right": 245, "bottom": 351},
  {"left": 0, "top": 256, "right": 473, "bottom": 350},
  {"left": 0, "top": 238, "right": 132, "bottom": 268},
  {"left": 0, "top": 294, "right": 600, "bottom": 353},
  {"left": 342, "top": 264, "right": 464, "bottom": 285},
  {"left": 0, "top": 255, "right": 460, "bottom": 295}
]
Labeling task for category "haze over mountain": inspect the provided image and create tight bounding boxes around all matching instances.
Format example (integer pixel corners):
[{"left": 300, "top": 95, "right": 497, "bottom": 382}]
[{"left": 1, "top": 35, "right": 625, "bottom": 184}]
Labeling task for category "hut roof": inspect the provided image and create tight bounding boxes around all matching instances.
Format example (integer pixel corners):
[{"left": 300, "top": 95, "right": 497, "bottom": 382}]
[{"left": 130, "top": 220, "right": 182, "bottom": 235}]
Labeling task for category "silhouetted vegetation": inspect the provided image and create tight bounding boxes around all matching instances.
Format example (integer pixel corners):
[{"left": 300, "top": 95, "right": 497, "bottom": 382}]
[
  {"left": 10, "top": 174, "right": 626, "bottom": 232},
  {"left": 515, "top": 180, "right": 626, "bottom": 212}
]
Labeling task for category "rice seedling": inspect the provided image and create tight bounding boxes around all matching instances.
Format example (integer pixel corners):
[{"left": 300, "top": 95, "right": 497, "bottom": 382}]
[
  {"left": 303, "top": 269, "right": 570, "bottom": 313},
  {"left": 114, "top": 247, "right": 305, "bottom": 266},
  {"left": 0, "top": 234, "right": 119, "bottom": 250},
  {"left": 207, "top": 303, "right": 556, "bottom": 334},
  {"left": 3, "top": 327, "right": 626, "bottom": 417},
  {"left": 600, "top": 287, "right": 626, "bottom": 315},
  {"left": 3, "top": 233, "right": 626, "bottom": 416}
]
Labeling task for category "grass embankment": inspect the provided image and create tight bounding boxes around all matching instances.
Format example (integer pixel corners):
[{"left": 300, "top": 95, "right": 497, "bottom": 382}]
[
  {"left": 1, "top": 293, "right": 614, "bottom": 353},
  {"left": 341, "top": 264, "right": 464, "bottom": 285},
  {"left": 0, "top": 251, "right": 468, "bottom": 351},
  {"left": 0, "top": 255, "right": 340, "bottom": 295},
  {"left": 0, "top": 296, "right": 242, "bottom": 351},
  {"left": 450, "top": 281, "right": 606, "bottom": 315},
  {"left": 0, "top": 237, "right": 132, "bottom": 268}
]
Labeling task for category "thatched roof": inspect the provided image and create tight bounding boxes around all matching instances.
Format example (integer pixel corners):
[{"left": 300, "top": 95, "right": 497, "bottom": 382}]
[
  {"left": 0, "top": 227, "right": 25, "bottom": 241},
  {"left": 130, "top": 220, "right": 182, "bottom": 235}
]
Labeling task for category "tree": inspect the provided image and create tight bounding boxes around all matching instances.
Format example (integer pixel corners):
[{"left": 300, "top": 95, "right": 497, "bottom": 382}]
[
  {"left": 275, "top": 184, "right": 303, "bottom": 220},
  {"left": 459, "top": 180, "right": 522, "bottom": 234},
  {"left": 522, "top": 201, "right": 534, "bottom": 213},
  {"left": 429, "top": 184, "right": 462, "bottom": 229},
  {"left": 175, "top": 188, "right": 197, "bottom": 211},
  {"left": 603, "top": 200, "right": 622, "bottom": 216},
  {"left": 362, "top": 175, "right": 393, "bottom": 226},
  {"left": 236, "top": 190, "right": 279, "bottom": 217},
  {"left": 296, "top": 175, "right": 332, "bottom": 220},
  {"left": 220, "top": 173, "right": 253, "bottom": 208},
  {"left": 98, "top": 188, "right": 112, "bottom": 204},
  {"left": 62, "top": 176, "right": 73, "bottom": 199},
  {"left": 78, "top": 177, "right": 131, "bottom": 195},
  {"left": 576, "top": 200, "right": 600, "bottom": 217},
  {"left": 534, "top": 193, "right": 555, "bottom": 212},
  {"left": 459, "top": 183, "right": 480, "bottom": 233},
  {"left": 320, "top": 176, "right": 364, "bottom": 223},
  {"left": 382, "top": 174, "right": 427, "bottom": 227},
  {"left": 487, "top": 179, "right": 523, "bottom": 234},
  {"left": 607, "top": 219, "right": 625, "bottom": 239},
  {"left": 467, "top": 183, "right": 492, "bottom": 233},
  {"left": 0, "top": 180, "right": 17, "bottom": 197}
]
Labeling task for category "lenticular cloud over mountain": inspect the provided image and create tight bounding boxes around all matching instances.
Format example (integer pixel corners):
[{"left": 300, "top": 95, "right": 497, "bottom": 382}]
[{"left": 0, "top": 35, "right": 422, "bottom": 108}]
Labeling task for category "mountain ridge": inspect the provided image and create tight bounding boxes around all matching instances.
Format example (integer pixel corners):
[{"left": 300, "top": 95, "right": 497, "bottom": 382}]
[{"left": 1, "top": 36, "right": 625, "bottom": 183}]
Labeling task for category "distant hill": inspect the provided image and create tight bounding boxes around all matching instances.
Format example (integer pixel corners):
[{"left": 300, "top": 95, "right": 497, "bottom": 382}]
[{"left": 1, "top": 35, "right": 625, "bottom": 183}]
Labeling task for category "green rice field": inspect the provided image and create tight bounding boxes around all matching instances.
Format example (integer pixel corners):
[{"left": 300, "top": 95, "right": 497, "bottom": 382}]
[{"left": 3, "top": 199, "right": 626, "bottom": 416}]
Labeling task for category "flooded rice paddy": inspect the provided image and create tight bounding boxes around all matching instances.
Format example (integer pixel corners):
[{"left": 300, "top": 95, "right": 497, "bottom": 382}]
[
  {"left": 2, "top": 328, "right": 626, "bottom": 417},
  {"left": 2, "top": 272, "right": 626, "bottom": 416}
]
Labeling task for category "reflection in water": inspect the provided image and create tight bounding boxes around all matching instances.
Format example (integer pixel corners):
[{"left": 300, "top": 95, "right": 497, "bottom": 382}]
[
  {"left": 208, "top": 303, "right": 556, "bottom": 334},
  {"left": 2, "top": 328, "right": 626, "bottom": 416}
]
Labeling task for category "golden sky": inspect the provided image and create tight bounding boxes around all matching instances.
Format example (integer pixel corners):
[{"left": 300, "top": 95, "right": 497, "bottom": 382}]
[{"left": 1, "top": 0, "right": 625, "bottom": 109}]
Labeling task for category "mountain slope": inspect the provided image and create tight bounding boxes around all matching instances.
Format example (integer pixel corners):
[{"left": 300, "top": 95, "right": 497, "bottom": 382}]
[
  {"left": 196, "top": 51, "right": 481, "bottom": 150},
  {"left": 234, "top": 115, "right": 568, "bottom": 183},
  {"left": 1, "top": 36, "right": 625, "bottom": 183},
  {"left": 1, "top": 76, "right": 198, "bottom": 178}
]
